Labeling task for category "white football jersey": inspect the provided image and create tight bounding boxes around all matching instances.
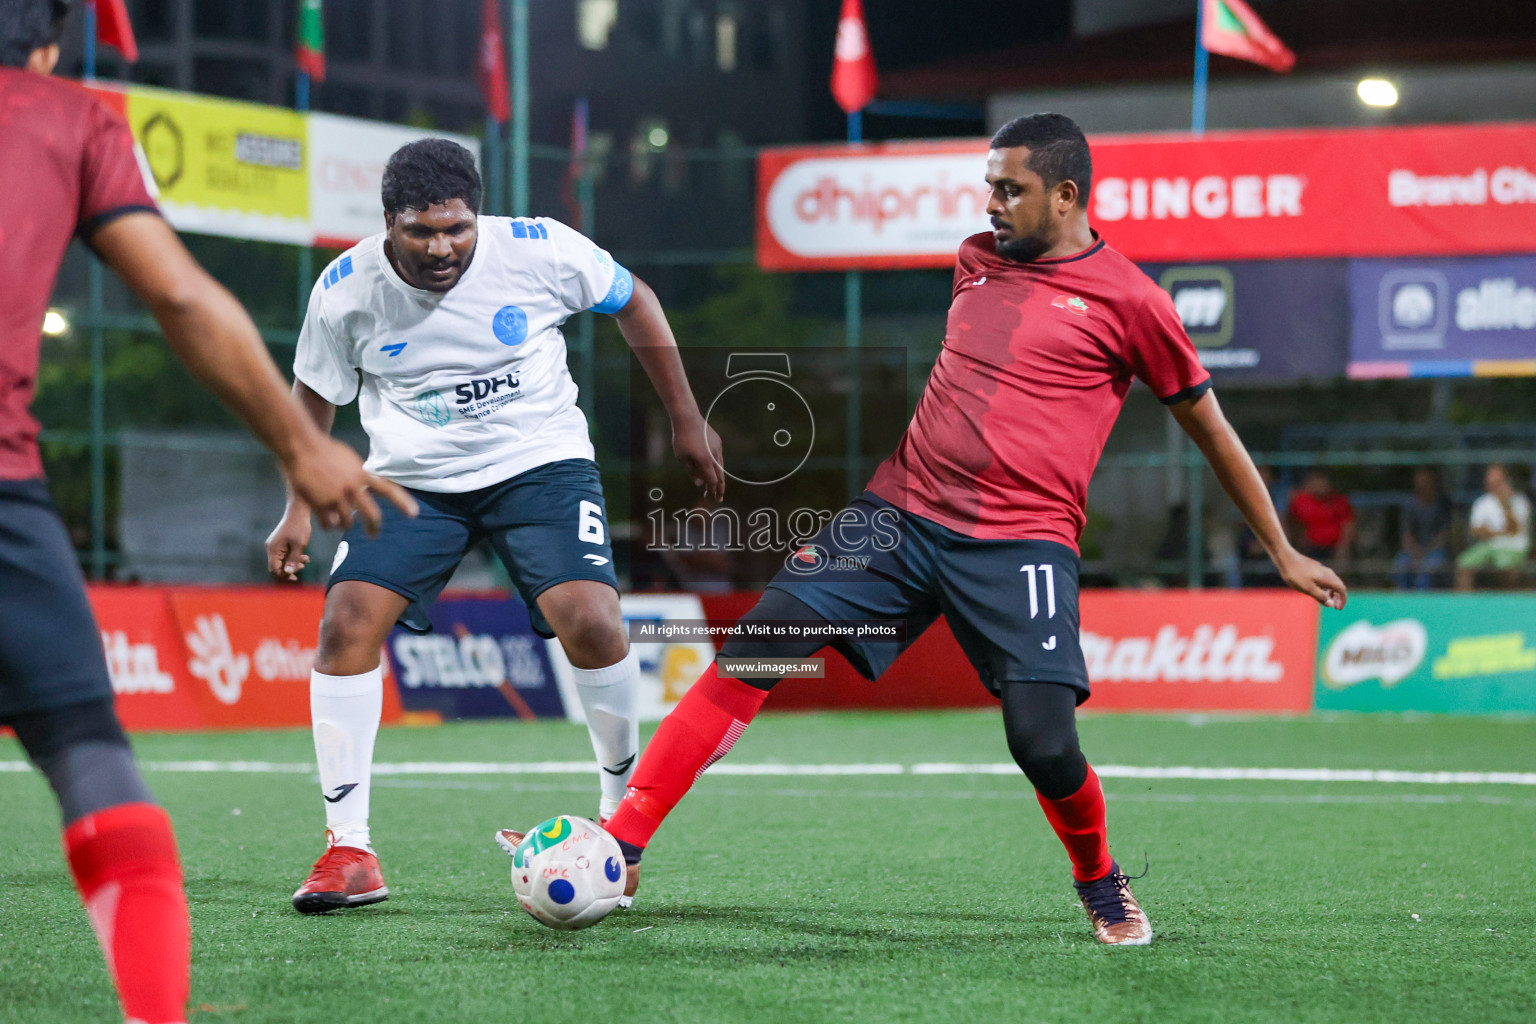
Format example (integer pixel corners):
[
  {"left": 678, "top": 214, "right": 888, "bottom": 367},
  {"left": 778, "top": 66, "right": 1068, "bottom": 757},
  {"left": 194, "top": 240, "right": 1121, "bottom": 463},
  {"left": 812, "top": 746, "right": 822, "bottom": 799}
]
[{"left": 294, "top": 216, "right": 633, "bottom": 492}]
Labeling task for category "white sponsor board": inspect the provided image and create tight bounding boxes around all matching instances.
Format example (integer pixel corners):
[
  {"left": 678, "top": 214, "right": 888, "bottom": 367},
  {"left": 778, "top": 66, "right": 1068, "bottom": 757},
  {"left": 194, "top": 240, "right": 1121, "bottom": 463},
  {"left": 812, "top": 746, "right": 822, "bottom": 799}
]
[
  {"left": 308, "top": 113, "right": 480, "bottom": 246},
  {"left": 546, "top": 594, "right": 715, "bottom": 723}
]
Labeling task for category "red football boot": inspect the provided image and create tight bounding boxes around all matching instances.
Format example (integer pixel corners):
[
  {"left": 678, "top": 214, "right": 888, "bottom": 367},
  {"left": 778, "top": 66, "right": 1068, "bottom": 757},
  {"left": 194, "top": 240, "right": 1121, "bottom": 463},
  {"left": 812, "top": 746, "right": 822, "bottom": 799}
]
[{"left": 291, "top": 831, "right": 389, "bottom": 914}]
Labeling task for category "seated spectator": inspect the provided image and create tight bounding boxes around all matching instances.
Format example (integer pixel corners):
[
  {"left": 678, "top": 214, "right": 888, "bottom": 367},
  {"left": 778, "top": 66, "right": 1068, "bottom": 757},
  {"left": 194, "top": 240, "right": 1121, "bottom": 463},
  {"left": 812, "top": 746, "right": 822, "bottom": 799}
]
[
  {"left": 1455, "top": 463, "right": 1531, "bottom": 590},
  {"left": 1287, "top": 469, "right": 1355, "bottom": 564},
  {"left": 1394, "top": 467, "right": 1453, "bottom": 589}
]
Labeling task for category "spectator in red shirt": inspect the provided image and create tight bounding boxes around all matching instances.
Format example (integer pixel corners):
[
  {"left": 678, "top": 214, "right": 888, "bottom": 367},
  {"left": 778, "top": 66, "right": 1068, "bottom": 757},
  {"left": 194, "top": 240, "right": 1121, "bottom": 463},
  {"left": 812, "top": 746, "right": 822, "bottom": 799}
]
[{"left": 1288, "top": 469, "right": 1355, "bottom": 564}]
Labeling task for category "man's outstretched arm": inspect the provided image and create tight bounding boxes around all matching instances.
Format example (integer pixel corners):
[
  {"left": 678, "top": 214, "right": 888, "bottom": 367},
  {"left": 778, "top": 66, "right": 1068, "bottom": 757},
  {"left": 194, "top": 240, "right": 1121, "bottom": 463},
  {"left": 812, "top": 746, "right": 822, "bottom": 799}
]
[
  {"left": 89, "top": 212, "right": 416, "bottom": 531},
  {"left": 612, "top": 275, "right": 725, "bottom": 501},
  {"left": 1169, "top": 389, "right": 1347, "bottom": 609}
]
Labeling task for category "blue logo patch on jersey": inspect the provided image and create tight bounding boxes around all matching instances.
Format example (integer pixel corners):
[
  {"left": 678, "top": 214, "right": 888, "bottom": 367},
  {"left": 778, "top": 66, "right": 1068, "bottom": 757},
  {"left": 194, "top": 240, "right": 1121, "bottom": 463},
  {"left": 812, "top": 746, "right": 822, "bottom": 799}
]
[
  {"left": 382, "top": 342, "right": 407, "bottom": 358},
  {"left": 493, "top": 305, "right": 529, "bottom": 346},
  {"left": 510, "top": 219, "right": 548, "bottom": 240},
  {"left": 321, "top": 255, "right": 354, "bottom": 291}
]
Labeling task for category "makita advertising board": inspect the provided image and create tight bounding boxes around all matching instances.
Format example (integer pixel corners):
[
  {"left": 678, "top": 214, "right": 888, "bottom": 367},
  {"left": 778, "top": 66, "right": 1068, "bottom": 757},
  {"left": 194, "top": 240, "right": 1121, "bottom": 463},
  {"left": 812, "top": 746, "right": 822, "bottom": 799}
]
[
  {"left": 1077, "top": 591, "right": 1319, "bottom": 713},
  {"left": 386, "top": 594, "right": 565, "bottom": 721},
  {"left": 1141, "top": 260, "right": 1348, "bottom": 383},
  {"left": 757, "top": 124, "right": 1536, "bottom": 271},
  {"left": 1316, "top": 594, "right": 1536, "bottom": 714},
  {"left": 1347, "top": 256, "right": 1536, "bottom": 378}
]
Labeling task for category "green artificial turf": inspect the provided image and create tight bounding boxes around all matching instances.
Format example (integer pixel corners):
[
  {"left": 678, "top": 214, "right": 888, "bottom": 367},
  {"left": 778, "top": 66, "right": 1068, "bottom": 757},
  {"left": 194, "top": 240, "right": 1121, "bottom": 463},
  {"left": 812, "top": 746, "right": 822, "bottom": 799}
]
[{"left": 2, "top": 711, "right": 1534, "bottom": 1024}]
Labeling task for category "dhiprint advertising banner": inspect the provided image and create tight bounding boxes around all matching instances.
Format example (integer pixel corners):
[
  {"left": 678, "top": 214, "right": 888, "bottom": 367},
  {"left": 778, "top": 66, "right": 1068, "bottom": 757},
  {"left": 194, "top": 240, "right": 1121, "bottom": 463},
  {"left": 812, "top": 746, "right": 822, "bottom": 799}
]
[
  {"left": 1316, "top": 593, "right": 1536, "bottom": 714},
  {"left": 757, "top": 124, "right": 1536, "bottom": 271},
  {"left": 1348, "top": 256, "right": 1536, "bottom": 379},
  {"left": 86, "top": 82, "right": 478, "bottom": 248}
]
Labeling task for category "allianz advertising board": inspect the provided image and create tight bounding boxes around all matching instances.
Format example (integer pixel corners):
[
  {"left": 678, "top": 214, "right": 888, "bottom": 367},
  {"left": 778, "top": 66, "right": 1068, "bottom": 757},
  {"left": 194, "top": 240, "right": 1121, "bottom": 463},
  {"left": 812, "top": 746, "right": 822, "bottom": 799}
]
[
  {"left": 1140, "top": 260, "right": 1349, "bottom": 384},
  {"left": 1348, "top": 256, "right": 1536, "bottom": 378},
  {"left": 1316, "top": 594, "right": 1536, "bottom": 714}
]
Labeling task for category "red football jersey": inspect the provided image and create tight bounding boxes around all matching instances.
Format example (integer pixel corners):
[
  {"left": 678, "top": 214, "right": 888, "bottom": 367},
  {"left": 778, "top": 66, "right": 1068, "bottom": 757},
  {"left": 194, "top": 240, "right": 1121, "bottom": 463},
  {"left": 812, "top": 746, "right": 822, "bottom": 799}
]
[
  {"left": 0, "top": 69, "right": 157, "bottom": 481},
  {"left": 867, "top": 232, "right": 1210, "bottom": 550}
]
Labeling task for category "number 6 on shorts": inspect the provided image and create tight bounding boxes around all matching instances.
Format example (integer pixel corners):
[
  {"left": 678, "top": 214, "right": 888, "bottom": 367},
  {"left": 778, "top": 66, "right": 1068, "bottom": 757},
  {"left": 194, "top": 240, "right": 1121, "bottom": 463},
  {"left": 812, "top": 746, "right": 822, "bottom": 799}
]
[{"left": 578, "top": 500, "right": 605, "bottom": 544}]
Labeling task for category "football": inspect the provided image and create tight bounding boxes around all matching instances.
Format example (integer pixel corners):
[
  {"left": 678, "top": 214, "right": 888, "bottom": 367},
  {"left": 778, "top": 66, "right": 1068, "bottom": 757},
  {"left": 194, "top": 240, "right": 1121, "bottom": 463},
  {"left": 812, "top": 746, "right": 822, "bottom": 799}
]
[{"left": 510, "top": 815, "right": 626, "bottom": 930}]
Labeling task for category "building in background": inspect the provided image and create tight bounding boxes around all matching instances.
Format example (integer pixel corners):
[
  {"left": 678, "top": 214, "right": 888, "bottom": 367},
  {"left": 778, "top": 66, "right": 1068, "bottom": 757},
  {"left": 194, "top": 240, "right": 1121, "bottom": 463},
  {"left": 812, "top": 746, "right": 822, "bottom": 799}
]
[
  {"left": 882, "top": 0, "right": 1536, "bottom": 133},
  {"left": 61, "top": 0, "right": 811, "bottom": 253}
]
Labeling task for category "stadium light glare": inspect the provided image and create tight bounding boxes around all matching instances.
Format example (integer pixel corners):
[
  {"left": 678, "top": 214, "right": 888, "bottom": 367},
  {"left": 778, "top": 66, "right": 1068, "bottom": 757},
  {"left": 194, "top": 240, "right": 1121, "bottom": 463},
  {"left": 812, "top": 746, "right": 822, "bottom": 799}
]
[
  {"left": 647, "top": 126, "right": 670, "bottom": 149},
  {"left": 42, "top": 309, "right": 69, "bottom": 336},
  {"left": 1357, "top": 79, "right": 1398, "bottom": 107}
]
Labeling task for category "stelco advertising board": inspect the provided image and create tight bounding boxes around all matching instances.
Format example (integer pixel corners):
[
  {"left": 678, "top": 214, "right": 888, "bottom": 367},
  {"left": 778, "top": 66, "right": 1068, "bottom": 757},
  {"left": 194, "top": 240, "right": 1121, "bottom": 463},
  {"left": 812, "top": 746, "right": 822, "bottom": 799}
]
[{"left": 757, "top": 123, "right": 1536, "bottom": 271}]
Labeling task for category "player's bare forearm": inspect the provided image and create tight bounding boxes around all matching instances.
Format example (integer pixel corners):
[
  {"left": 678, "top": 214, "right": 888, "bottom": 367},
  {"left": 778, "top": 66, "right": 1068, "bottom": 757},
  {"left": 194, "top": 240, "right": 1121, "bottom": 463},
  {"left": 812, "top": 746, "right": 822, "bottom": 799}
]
[
  {"left": 614, "top": 278, "right": 703, "bottom": 421},
  {"left": 283, "top": 382, "right": 339, "bottom": 513},
  {"left": 1170, "top": 389, "right": 1347, "bottom": 608},
  {"left": 613, "top": 276, "right": 726, "bottom": 500}
]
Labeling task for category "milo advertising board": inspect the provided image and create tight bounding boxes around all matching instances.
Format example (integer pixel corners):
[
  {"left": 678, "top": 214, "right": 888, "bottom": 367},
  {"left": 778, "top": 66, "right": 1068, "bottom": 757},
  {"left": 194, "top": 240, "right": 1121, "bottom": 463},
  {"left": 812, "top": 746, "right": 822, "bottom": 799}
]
[{"left": 1316, "top": 594, "right": 1536, "bottom": 713}]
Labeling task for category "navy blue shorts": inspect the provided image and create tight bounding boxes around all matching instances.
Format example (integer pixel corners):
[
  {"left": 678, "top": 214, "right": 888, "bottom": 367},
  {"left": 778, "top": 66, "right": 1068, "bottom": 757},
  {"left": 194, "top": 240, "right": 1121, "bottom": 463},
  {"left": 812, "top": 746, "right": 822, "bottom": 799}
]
[
  {"left": 767, "top": 493, "right": 1089, "bottom": 700},
  {"left": 327, "top": 459, "right": 618, "bottom": 638},
  {"left": 0, "top": 479, "right": 116, "bottom": 720}
]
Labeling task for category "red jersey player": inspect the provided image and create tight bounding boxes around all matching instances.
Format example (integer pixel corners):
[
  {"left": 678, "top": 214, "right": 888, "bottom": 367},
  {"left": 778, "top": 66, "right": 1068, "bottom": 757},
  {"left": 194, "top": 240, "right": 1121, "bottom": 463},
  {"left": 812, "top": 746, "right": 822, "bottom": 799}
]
[
  {"left": 1, "top": 4, "right": 413, "bottom": 1021},
  {"left": 503, "top": 113, "right": 1347, "bottom": 946}
]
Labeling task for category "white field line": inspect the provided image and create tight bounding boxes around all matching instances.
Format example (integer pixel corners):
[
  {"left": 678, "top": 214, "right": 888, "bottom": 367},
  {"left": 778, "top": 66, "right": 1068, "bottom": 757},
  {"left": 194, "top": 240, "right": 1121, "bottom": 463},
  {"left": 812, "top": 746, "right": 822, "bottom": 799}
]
[{"left": 6, "top": 760, "right": 1536, "bottom": 785}]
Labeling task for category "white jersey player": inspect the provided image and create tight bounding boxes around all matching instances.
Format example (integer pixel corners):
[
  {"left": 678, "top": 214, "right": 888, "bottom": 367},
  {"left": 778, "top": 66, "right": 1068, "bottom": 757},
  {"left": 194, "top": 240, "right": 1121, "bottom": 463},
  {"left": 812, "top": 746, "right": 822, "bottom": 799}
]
[{"left": 265, "top": 138, "right": 723, "bottom": 915}]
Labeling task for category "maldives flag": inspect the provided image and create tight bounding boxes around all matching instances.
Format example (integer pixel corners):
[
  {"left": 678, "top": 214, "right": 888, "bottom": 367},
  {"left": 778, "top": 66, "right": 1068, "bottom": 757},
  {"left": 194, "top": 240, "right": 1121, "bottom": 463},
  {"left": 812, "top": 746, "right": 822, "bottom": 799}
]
[
  {"left": 476, "top": 0, "right": 510, "bottom": 123},
  {"left": 1201, "top": 0, "right": 1294, "bottom": 72},
  {"left": 830, "top": 0, "right": 877, "bottom": 115},
  {"left": 92, "top": 0, "right": 138, "bottom": 63},
  {"left": 295, "top": 0, "right": 325, "bottom": 81}
]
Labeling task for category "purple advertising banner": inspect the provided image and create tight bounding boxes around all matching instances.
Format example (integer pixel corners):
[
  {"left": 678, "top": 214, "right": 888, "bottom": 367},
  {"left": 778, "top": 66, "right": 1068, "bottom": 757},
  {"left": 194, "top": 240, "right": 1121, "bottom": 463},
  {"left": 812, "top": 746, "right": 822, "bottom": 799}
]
[
  {"left": 385, "top": 593, "right": 566, "bottom": 720},
  {"left": 1348, "top": 256, "right": 1536, "bottom": 378},
  {"left": 1139, "top": 260, "right": 1349, "bottom": 384}
]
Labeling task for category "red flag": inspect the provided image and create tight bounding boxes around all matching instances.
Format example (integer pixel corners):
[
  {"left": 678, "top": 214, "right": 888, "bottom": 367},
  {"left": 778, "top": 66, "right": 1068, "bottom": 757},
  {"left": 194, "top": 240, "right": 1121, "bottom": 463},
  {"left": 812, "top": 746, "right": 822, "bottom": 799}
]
[
  {"left": 477, "top": 0, "right": 511, "bottom": 123},
  {"left": 92, "top": 0, "right": 138, "bottom": 63},
  {"left": 1201, "top": 0, "right": 1294, "bottom": 73},
  {"left": 830, "top": 0, "right": 877, "bottom": 115}
]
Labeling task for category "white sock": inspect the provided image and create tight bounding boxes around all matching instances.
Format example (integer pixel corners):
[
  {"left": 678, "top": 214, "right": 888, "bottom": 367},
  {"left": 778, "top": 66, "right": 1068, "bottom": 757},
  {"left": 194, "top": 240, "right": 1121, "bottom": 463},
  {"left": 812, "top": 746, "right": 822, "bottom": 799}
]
[
  {"left": 571, "top": 649, "right": 641, "bottom": 820},
  {"left": 310, "top": 667, "right": 383, "bottom": 851}
]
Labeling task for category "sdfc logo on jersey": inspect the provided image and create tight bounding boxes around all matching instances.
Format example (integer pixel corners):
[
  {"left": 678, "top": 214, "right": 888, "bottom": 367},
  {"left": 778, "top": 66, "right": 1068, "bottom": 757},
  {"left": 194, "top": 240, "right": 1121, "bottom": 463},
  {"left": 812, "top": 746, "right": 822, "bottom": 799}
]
[{"left": 1051, "top": 294, "right": 1090, "bottom": 316}]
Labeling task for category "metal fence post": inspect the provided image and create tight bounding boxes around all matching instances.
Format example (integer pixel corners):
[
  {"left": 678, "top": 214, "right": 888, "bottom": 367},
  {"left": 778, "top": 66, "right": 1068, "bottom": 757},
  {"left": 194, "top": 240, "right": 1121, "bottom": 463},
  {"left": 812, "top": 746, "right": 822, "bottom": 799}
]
[
  {"left": 1186, "top": 443, "right": 1204, "bottom": 588},
  {"left": 88, "top": 258, "right": 107, "bottom": 580}
]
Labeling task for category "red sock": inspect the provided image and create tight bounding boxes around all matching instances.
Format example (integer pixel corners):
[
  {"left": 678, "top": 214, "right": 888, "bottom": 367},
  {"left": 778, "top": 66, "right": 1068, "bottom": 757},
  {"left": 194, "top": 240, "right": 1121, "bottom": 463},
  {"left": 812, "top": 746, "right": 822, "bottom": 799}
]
[
  {"left": 64, "top": 803, "right": 190, "bottom": 1024},
  {"left": 606, "top": 664, "right": 769, "bottom": 849},
  {"left": 1036, "top": 764, "right": 1113, "bottom": 883}
]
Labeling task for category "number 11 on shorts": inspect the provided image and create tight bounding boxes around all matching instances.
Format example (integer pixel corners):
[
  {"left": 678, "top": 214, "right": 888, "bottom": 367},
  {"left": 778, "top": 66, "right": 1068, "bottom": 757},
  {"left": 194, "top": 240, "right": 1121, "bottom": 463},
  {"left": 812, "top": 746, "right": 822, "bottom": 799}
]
[{"left": 1019, "top": 563, "right": 1056, "bottom": 619}]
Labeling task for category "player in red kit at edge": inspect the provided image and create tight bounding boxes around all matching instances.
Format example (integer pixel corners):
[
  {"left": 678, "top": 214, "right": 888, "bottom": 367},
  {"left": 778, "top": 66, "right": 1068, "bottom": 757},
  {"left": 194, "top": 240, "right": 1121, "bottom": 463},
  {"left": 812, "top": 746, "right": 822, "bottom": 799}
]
[
  {"left": 1, "top": 4, "right": 414, "bottom": 1020},
  {"left": 512, "top": 114, "right": 1348, "bottom": 945}
]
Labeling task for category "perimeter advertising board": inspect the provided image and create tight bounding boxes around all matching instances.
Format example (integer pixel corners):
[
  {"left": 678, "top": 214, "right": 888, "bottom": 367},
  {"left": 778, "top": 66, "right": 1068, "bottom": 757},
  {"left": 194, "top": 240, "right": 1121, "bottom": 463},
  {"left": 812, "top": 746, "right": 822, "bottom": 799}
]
[
  {"left": 1316, "top": 594, "right": 1536, "bottom": 713},
  {"left": 1348, "top": 256, "right": 1536, "bottom": 379},
  {"left": 86, "top": 82, "right": 478, "bottom": 248},
  {"left": 548, "top": 594, "right": 717, "bottom": 723},
  {"left": 1079, "top": 591, "right": 1319, "bottom": 713},
  {"left": 385, "top": 594, "right": 566, "bottom": 721},
  {"left": 1142, "top": 260, "right": 1349, "bottom": 383},
  {"left": 89, "top": 586, "right": 402, "bottom": 731},
  {"left": 757, "top": 124, "right": 1536, "bottom": 271}
]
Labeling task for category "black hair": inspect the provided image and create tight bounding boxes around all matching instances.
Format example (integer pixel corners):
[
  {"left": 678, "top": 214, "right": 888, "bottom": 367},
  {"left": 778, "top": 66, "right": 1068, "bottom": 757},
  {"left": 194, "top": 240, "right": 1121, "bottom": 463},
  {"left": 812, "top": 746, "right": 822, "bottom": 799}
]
[
  {"left": 0, "top": 0, "right": 70, "bottom": 68},
  {"left": 990, "top": 113, "right": 1093, "bottom": 207},
  {"left": 380, "top": 138, "right": 483, "bottom": 217}
]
